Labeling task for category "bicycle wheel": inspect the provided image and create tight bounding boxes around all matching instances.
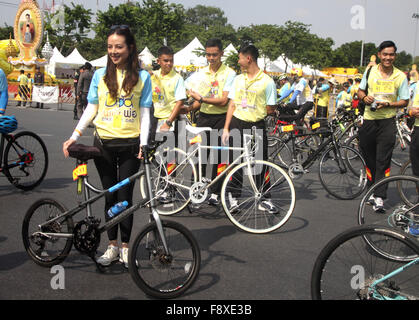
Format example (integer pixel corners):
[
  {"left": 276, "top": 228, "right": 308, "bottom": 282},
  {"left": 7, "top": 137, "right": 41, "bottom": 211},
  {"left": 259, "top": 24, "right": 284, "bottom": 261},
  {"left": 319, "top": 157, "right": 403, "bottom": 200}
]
[
  {"left": 129, "top": 220, "right": 201, "bottom": 299},
  {"left": 319, "top": 144, "right": 367, "bottom": 200},
  {"left": 140, "top": 147, "right": 197, "bottom": 216},
  {"left": 22, "top": 199, "right": 73, "bottom": 267},
  {"left": 267, "top": 136, "right": 293, "bottom": 169},
  {"left": 399, "top": 161, "right": 416, "bottom": 207},
  {"left": 359, "top": 175, "right": 419, "bottom": 240},
  {"left": 3, "top": 131, "right": 48, "bottom": 191},
  {"left": 221, "top": 160, "right": 295, "bottom": 234},
  {"left": 311, "top": 225, "right": 419, "bottom": 300}
]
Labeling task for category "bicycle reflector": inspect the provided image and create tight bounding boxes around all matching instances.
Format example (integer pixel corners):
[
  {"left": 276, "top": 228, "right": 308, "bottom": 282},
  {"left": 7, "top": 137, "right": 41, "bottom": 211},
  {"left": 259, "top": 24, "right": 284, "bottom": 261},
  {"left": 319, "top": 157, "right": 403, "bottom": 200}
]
[{"left": 0, "top": 115, "right": 18, "bottom": 134}]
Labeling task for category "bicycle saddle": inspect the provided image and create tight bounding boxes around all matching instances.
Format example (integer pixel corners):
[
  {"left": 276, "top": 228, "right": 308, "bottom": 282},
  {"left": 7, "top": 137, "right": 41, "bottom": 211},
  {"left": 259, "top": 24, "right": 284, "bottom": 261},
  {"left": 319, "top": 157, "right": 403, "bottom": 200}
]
[
  {"left": 185, "top": 124, "right": 212, "bottom": 135},
  {"left": 68, "top": 144, "right": 102, "bottom": 161}
]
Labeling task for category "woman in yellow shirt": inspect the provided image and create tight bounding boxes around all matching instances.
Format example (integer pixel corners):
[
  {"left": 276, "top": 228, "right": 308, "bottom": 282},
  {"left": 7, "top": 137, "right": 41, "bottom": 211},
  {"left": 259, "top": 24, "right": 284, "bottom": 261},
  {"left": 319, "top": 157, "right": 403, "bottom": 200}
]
[{"left": 62, "top": 25, "right": 152, "bottom": 268}]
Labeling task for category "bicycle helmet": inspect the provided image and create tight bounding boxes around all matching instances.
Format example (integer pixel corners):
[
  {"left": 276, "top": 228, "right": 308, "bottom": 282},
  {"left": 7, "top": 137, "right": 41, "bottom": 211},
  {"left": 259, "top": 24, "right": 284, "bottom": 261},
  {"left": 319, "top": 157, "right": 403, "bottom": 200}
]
[
  {"left": 290, "top": 68, "right": 303, "bottom": 77},
  {"left": 0, "top": 115, "right": 18, "bottom": 134}
]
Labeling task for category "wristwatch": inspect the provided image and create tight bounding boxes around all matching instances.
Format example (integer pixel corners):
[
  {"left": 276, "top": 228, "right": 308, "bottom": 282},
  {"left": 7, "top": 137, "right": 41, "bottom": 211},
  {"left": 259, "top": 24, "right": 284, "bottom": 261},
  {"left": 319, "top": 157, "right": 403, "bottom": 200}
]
[
  {"left": 199, "top": 96, "right": 203, "bottom": 104},
  {"left": 165, "top": 120, "right": 172, "bottom": 127}
]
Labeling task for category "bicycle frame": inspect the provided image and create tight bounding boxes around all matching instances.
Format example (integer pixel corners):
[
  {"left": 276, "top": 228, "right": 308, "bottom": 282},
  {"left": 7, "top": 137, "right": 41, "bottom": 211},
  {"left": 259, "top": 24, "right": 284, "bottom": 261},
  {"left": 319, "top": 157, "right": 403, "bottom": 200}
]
[
  {"left": 35, "top": 149, "right": 171, "bottom": 254},
  {"left": 161, "top": 129, "right": 263, "bottom": 196}
]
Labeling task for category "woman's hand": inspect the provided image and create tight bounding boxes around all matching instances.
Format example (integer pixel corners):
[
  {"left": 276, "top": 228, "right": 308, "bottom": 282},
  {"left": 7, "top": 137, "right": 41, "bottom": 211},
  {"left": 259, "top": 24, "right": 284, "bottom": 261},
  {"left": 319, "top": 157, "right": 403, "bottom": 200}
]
[{"left": 62, "top": 139, "right": 76, "bottom": 158}]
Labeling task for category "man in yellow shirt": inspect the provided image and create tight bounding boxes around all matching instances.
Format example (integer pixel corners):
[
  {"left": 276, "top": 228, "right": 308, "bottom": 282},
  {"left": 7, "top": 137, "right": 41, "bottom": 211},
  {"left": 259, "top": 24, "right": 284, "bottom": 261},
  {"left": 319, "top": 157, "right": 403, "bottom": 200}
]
[
  {"left": 222, "top": 44, "right": 278, "bottom": 214},
  {"left": 17, "top": 70, "right": 29, "bottom": 107},
  {"left": 186, "top": 39, "right": 236, "bottom": 206},
  {"left": 149, "top": 46, "right": 186, "bottom": 144},
  {"left": 357, "top": 40, "right": 409, "bottom": 213},
  {"left": 408, "top": 82, "right": 419, "bottom": 178}
]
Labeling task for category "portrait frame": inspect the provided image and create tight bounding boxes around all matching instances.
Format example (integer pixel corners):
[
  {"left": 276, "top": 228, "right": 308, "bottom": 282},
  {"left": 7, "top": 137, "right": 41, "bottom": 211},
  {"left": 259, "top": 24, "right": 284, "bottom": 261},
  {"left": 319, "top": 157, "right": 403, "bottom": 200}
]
[{"left": 14, "top": 1, "right": 43, "bottom": 56}]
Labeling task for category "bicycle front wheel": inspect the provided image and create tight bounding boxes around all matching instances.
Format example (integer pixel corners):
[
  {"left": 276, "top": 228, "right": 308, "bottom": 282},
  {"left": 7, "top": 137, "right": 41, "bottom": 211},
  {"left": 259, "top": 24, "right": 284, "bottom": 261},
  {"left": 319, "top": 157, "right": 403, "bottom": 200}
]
[
  {"left": 311, "top": 225, "right": 419, "bottom": 300},
  {"left": 22, "top": 199, "right": 73, "bottom": 267},
  {"left": 129, "top": 220, "right": 200, "bottom": 299},
  {"left": 140, "top": 147, "right": 197, "bottom": 216},
  {"left": 319, "top": 144, "right": 367, "bottom": 200},
  {"left": 4, "top": 131, "right": 48, "bottom": 191},
  {"left": 221, "top": 160, "right": 295, "bottom": 234}
]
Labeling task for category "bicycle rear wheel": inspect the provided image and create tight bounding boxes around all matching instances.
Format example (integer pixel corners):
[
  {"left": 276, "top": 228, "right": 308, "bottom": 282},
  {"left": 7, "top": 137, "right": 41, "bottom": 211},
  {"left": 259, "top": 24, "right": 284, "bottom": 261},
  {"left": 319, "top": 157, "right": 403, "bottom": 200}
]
[
  {"left": 311, "top": 225, "right": 419, "bottom": 300},
  {"left": 129, "top": 220, "right": 200, "bottom": 299},
  {"left": 267, "top": 136, "right": 293, "bottom": 169},
  {"left": 319, "top": 144, "right": 367, "bottom": 200},
  {"left": 22, "top": 199, "right": 73, "bottom": 267},
  {"left": 4, "top": 131, "right": 48, "bottom": 191},
  {"left": 221, "top": 160, "right": 295, "bottom": 234}
]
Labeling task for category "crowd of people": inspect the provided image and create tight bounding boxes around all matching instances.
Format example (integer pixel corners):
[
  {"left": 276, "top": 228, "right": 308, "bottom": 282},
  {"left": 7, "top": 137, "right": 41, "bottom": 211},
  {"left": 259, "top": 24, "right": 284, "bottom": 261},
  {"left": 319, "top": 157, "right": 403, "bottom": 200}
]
[{"left": 0, "top": 25, "right": 417, "bottom": 269}]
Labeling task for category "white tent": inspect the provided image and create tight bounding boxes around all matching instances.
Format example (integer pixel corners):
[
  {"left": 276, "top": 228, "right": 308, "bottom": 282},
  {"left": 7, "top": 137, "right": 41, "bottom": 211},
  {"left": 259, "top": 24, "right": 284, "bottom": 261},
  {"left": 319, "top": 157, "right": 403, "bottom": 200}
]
[
  {"left": 139, "top": 47, "right": 155, "bottom": 69},
  {"left": 52, "top": 48, "right": 88, "bottom": 69},
  {"left": 91, "top": 55, "right": 107, "bottom": 68},
  {"left": 258, "top": 56, "right": 285, "bottom": 73},
  {"left": 174, "top": 37, "right": 207, "bottom": 70},
  {"left": 46, "top": 47, "right": 66, "bottom": 75},
  {"left": 222, "top": 43, "right": 237, "bottom": 62}
]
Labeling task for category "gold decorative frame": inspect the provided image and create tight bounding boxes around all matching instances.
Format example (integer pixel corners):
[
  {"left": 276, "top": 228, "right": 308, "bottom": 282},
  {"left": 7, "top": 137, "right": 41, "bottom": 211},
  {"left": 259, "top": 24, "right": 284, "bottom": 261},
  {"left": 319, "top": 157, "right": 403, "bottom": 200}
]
[{"left": 13, "top": 0, "right": 43, "bottom": 60}]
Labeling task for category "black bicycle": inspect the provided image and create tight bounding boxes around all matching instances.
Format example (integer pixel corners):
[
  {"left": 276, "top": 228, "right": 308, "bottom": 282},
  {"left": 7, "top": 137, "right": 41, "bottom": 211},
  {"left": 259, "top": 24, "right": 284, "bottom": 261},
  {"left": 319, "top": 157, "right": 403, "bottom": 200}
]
[
  {"left": 0, "top": 118, "right": 48, "bottom": 190},
  {"left": 268, "top": 118, "right": 367, "bottom": 200},
  {"left": 22, "top": 143, "right": 201, "bottom": 299}
]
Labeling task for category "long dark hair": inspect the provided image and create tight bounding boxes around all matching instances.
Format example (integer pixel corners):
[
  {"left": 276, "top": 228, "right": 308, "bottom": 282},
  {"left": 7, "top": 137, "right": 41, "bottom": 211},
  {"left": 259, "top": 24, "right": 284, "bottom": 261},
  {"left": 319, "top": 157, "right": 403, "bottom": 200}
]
[{"left": 104, "top": 25, "right": 139, "bottom": 100}]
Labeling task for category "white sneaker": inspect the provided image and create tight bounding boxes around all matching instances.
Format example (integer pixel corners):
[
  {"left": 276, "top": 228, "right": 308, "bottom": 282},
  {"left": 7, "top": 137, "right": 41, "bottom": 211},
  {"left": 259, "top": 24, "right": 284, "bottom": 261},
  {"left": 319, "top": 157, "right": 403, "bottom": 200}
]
[
  {"left": 119, "top": 247, "right": 129, "bottom": 268},
  {"left": 208, "top": 194, "right": 220, "bottom": 206},
  {"left": 373, "top": 197, "right": 385, "bottom": 213},
  {"left": 366, "top": 195, "right": 375, "bottom": 206},
  {"left": 258, "top": 200, "right": 279, "bottom": 214},
  {"left": 97, "top": 245, "right": 119, "bottom": 266},
  {"left": 228, "top": 193, "right": 240, "bottom": 213}
]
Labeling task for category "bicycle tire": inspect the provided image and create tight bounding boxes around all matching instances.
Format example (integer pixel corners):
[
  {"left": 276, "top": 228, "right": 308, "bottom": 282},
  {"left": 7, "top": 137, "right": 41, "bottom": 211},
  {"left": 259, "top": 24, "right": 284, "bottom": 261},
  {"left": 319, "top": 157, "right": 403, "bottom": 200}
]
[
  {"left": 129, "top": 220, "right": 201, "bottom": 299},
  {"left": 311, "top": 225, "right": 419, "bottom": 300},
  {"left": 391, "top": 135, "right": 410, "bottom": 168},
  {"left": 22, "top": 198, "right": 73, "bottom": 267},
  {"left": 267, "top": 136, "right": 293, "bottom": 169},
  {"left": 398, "top": 162, "right": 415, "bottom": 206},
  {"left": 4, "top": 131, "right": 48, "bottom": 191},
  {"left": 358, "top": 175, "right": 419, "bottom": 254},
  {"left": 139, "top": 147, "right": 197, "bottom": 216},
  {"left": 319, "top": 144, "right": 367, "bottom": 200},
  {"left": 220, "top": 159, "right": 295, "bottom": 234}
]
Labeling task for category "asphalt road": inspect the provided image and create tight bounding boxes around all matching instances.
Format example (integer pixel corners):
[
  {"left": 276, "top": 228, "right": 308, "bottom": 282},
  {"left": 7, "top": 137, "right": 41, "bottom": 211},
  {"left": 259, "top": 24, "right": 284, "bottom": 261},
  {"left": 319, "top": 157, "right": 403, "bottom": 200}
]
[{"left": 0, "top": 103, "right": 378, "bottom": 304}]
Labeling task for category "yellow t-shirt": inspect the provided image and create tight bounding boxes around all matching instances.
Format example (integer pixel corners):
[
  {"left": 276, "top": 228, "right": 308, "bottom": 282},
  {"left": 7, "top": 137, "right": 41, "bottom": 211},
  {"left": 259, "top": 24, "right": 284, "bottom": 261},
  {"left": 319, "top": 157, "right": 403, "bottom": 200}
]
[
  {"left": 229, "top": 70, "right": 277, "bottom": 123},
  {"left": 151, "top": 69, "right": 186, "bottom": 120},
  {"left": 188, "top": 64, "right": 236, "bottom": 115},
  {"left": 361, "top": 64, "right": 409, "bottom": 120},
  {"left": 317, "top": 88, "right": 330, "bottom": 107},
  {"left": 87, "top": 68, "right": 152, "bottom": 140},
  {"left": 18, "top": 74, "right": 28, "bottom": 86}
]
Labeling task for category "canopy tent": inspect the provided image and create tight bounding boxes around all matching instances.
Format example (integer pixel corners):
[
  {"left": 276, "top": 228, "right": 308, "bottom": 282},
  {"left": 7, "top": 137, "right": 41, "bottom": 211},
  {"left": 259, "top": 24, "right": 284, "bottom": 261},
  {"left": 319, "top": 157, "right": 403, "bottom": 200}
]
[
  {"left": 258, "top": 56, "right": 285, "bottom": 73},
  {"left": 90, "top": 54, "right": 107, "bottom": 68},
  {"left": 45, "top": 47, "right": 66, "bottom": 75},
  {"left": 139, "top": 47, "right": 155, "bottom": 69},
  {"left": 222, "top": 43, "right": 237, "bottom": 62},
  {"left": 174, "top": 37, "right": 207, "bottom": 71}
]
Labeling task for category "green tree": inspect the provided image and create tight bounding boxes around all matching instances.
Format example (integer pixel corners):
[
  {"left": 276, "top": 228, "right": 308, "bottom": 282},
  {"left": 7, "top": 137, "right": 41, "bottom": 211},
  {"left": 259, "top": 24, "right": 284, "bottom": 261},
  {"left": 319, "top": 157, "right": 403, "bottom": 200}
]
[
  {"left": 43, "top": 2, "right": 93, "bottom": 55},
  {"left": 0, "top": 24, "right": 14, "bottom": 41},
  {"left": 185, "top": 5, "right": 228, "bottom": 30},
  {"left": 331, "top": 41, "right": 377, "bottom": 67}
]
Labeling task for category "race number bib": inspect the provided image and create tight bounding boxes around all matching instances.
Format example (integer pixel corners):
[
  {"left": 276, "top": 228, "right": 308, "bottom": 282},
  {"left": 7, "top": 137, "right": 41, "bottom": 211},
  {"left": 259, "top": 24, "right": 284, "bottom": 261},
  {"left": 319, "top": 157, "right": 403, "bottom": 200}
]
[{"left": 373, "top": 79, "right": 395, "bottom": 102}]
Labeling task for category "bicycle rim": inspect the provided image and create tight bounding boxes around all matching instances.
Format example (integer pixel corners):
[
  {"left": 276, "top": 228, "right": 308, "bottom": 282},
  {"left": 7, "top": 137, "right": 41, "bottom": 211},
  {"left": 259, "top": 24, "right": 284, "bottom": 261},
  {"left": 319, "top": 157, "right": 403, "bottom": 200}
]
[
  {"left": 4, "top": 131, "right": 48, "bottom": 191},
  {"left": 129, "top": 220, "right": 200, "bottom": 299},
  {"left": 221, "top": 160, "right": 295, "bottom": 234},
  {"left": 311, "top": 225, "right": 419, "bottom": 300},
  {"left": 22, "top": 199, "right": 73, "bottom": 267}
]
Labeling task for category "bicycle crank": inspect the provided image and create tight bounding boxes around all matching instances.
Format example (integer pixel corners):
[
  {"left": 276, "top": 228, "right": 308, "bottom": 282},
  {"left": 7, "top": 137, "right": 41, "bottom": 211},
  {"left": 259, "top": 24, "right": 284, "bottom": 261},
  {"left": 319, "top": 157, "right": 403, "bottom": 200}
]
[{"left": 189, "top": 182, "right": 209, "bottom": 204}]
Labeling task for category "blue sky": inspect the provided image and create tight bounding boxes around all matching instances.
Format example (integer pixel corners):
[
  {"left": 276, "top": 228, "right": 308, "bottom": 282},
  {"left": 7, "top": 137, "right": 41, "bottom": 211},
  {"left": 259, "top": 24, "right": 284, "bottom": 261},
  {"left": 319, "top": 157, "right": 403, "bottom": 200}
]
[{"left": 1, "top": 0, "right": 418, "bottom": 56}]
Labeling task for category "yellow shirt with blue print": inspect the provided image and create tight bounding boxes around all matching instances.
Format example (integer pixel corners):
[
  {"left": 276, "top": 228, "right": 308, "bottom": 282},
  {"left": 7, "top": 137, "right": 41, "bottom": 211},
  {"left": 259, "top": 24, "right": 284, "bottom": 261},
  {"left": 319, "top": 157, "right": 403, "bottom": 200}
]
[
  {"left": 360, "top": 64, "right": 409, "bottom": 120},
  {"left": 228, "top": 70, "right": 277, "bottom": 123},
  {"left": 151, "top": 69, "right": 186, "bottom": 120},
  {"left": 186, "top": 63, "right": 236, "bottom": 115},
  {"left": 87, "top": 68, "right": 152, "bottom": 140}
]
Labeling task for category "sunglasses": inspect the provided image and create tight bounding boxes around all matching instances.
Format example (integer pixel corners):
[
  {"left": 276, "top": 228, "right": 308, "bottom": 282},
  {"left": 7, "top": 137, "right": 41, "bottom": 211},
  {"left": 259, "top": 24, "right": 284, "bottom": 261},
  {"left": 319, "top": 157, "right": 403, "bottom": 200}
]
[{"left": 110, "top": 25, "right": 130, "bottom": 31}]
